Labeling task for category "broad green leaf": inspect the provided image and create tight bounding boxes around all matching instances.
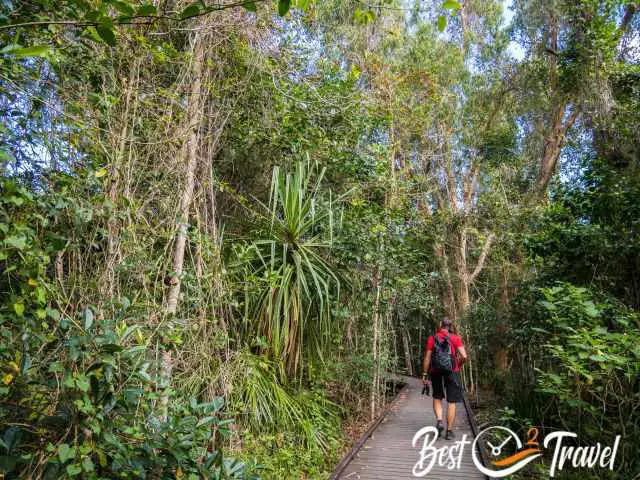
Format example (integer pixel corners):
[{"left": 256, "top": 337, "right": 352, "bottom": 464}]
[
  {"left": 5, "top": 235, "right": 27, "bottom": 250},
  {"left": 95, "top": 168, "right": 108, "bottom": 178},
  {"left": 443, "top": 0, "right": 462, "bottom": 10},
  {"left": 278, "top": 0, "right": 291, "bottom": 16},
  {"left": 76, "top": 375, "right": 90, "bottom": 392},
  {"left": 437, "top": 15, "right": 447, "bottom": 32},
  {"left": 242, "top": 1, "right": 257, "bottom": 12},
  {"left": 35, "top": 287, "right": 46, "bottom": 303},
  {"left": 109, "top": 0, "right": 135, "bottom": 16},
  {"left": 66, "top": 464, "right": 82, "bottom": 476},
  {"left": 96, "top": 25, "right": 116, "bottom": 46},
  {"left": 58, "top": 443, "right": 76, "bottom": 463},
  {"left": 14, "top": 45, "right": 50, "bottom": 58},
  {"left": 48, "top": 362, "right": 64, "bottom": 373},
  {"left": 180, "top": 3, "right": 200, "bottom": 19},
  {"left": 81, "top": 457, "right": 94, "bottom": 472},
  {"left": 13, "top": 303, "right": 24, "bottom": 317},
  {"left": 583, "top": 302, "right": 599, "bottom": 317},
  {"left": 296, "top": 0, "right": 310, "bottom": 10},
  {"left": 136, "top": 4, "right": 157, "bottom": 15}
]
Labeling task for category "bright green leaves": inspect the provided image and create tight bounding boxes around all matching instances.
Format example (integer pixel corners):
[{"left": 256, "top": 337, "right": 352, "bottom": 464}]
[
  {"left": 243, "top": 2, "right": 258, "bottom": 13},
  {"left": 136, "top": 4, "right": 157, "bottom": 16},
  {"left": 437, "top": 0, "right": 462, "bottom": 32},
  {"left": 181, "top": 0, "right": 292, "bottom": 20},
  {"left": 95, "top": 24, "right": 117, "bottom": 46},
  {"left": 180, "top": 3, "right": 201, "bottom": 19},
  {"left": 442, "top": 0, "right": 462, "bottom": 10},
  {"left": 237, "top": 161, "right": 341, "bottom": 378},
  {"left": 353, "top": 7, "right": 376, "bottom": 25},
  {"left": 0, "top": 44, "right": 52, "bottom": 58},
  {"left": 278, "top": 0, "right": 291, "bottom": 16},
  {"left": 107, "top": 0, "right": 135, "bottom": 16},
  {"left": 0, "top": 0, "right": 316, "bottom": 55},
  {"left": 13, "top": 303, "right": 25, "bottom": 317},
  {"left": 4, "top": 234, "right": 27, "bottom": 250},
  {"left": 296, "top": 0, "right": 311, "bottom": 11},
  {"left": 58, "top": 443, "right": 76, "bottom": 463}
]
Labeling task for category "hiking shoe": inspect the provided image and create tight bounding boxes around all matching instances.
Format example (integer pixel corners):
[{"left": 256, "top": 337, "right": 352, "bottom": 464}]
[
  {"left": 436, "top": 421, "right": 444, "bottom": 438},
  {"left": 445, "top": 430, "right": 455, "bottom": 440}
]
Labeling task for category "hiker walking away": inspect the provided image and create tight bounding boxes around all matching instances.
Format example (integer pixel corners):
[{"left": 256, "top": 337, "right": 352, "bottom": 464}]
[{"left": 421, "top": 317, "right": 467, "bottom": 440}]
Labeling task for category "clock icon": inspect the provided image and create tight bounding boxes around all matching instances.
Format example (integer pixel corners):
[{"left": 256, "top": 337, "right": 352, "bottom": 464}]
[{"left": 471, "top": 426, "right": 543, "bottom": 478}]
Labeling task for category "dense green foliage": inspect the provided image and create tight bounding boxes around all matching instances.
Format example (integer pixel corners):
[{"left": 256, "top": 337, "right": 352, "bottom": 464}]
[{"left": 1, "top": 0, "right": 639, "bottom": 478}]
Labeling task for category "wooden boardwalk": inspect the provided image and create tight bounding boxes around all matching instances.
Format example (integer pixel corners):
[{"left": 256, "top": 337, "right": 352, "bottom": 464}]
[{"left": 336, "top": 377, "right": 485, "bottom": 479}]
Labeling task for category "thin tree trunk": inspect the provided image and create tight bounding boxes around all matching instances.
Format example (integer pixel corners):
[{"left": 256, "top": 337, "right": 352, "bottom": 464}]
[
  {"left": 160, "top": 27, "right": 206, "bottom": 422},
  {"left": 455, "top": 228, "right": 471, "bottom": 315},
  {"left": 402, "top": 327, "right": 414, "bottom": 376},
  {"left": 435, "top": 241, "right": 458, "bottom": 320},
  {"left": 166, "top": 31, "right": 205, "bottom": 314},
  {"left": 371, "top": 268, "right": 381, "bottom": 422},
  {"left": 495, "top": 265, "right": 510, "bottom": 371},
  {"left": 102, "top": 58, "right": 139, "bottom": 299}
]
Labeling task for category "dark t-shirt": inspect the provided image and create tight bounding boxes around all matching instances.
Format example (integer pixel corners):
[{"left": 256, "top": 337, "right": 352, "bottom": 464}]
[{"left": 426, "top": 328, "right": 463, "bottom": 372}]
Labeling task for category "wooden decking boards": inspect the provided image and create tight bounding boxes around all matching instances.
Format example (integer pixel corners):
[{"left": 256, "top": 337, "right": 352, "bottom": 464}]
[{"left": 335, "top": 377, "right": 486, "bottom": 480}]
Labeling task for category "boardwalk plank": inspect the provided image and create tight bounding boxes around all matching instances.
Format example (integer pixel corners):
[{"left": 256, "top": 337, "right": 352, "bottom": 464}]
[{"left": 337, "top": 377, "right": 486, "bottom": 480}]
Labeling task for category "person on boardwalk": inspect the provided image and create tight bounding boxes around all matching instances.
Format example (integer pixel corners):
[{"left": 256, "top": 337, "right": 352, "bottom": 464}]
[{"left": 421, "top": 317, "right": 467, "bottom": 440}]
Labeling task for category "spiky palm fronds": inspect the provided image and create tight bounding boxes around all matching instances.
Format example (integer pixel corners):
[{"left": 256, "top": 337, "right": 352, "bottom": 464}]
[{"left": 241, "top": 160, "right": 342, "bottom": 378}]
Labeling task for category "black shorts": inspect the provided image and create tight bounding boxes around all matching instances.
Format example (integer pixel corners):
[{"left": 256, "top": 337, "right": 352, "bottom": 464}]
[{"left": 430, "top": 371, "right": 464, "bottom": 403}]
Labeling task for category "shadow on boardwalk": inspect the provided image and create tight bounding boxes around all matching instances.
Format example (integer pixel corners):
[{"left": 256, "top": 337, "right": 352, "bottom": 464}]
[{"left": 336, "top": 376, "right": 485, "bottom": 480}]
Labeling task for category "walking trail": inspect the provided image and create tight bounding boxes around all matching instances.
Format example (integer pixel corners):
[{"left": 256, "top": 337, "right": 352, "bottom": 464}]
[{"left": 336, "top": 376, "right": 485, "bottom": 479}]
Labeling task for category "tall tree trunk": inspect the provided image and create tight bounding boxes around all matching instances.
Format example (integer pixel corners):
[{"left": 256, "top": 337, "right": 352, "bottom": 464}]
[
  {"left": 166, "top": 34, "right": 205, "bottom": 314},
  {"left": 536, "top": 15, "right": 580, "bottom": 197},
  {"left": 160, "top": 27, "right": 206, "bottom": 421},
  {"left": 537, "top": 105, "right": 580, "bottom": 196},
  {"left": 453, "top": 228, "right": 494, "bottom": 395}
]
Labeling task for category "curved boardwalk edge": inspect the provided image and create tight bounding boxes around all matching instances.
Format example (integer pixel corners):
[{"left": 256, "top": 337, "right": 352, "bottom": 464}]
[
  {"left": 330, "top": 381, "right": 410, "bottom": 480},
  {"left": 332, "top": 376, "right": 488, "bottom": 480}
]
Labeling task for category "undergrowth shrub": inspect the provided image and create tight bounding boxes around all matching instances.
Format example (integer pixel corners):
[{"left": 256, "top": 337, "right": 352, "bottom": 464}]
[
  {"left": 0, "top": 178, "right": 247, "bottom": 479},
  {"left": 507, "top": 282, "right": 640, "bottom": 478}
]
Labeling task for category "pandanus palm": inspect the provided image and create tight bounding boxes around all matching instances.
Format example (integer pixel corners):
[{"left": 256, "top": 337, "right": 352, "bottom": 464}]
[{"left": 245, "top": 160, "right": 341, "bottom": 378}]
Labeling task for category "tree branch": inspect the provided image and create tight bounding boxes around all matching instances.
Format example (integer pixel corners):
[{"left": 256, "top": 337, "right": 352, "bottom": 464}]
[
  {"left": 468, "top": 231, "right": 496, "bottom": 284},
  {"left": 0, "top": 0, "right": 267, "bottom": 31},
  {"left": 619, "top": 3, "right": 637, "bottom": 35}
]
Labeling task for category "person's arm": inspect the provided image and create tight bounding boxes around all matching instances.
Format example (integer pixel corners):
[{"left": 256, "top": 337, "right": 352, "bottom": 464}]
[
  {"left": 422, "top": 350, "right": 432, "bottom": 381},
  {"left": 422, "top": 337, "right": 433, "bottom": 384},
  {"left": 457, "top": 344, "right": 468, "bottom": 366}
]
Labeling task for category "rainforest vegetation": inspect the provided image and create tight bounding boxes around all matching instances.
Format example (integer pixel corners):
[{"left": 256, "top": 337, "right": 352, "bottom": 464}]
[{"left": 0, "top": 0, "right": 639, "bottom": 478}]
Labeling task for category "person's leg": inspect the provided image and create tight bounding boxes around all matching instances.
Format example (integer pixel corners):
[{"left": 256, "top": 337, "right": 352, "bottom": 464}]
[
  {"left": 444, "top": 371, "right": 464, "bottom": 440},
  {"left": 430, "top": 372, "right": 445, "bottom": 437},
  {"left": 433, "top": 398, "right": 443, "bottom": 421},
  {"left": 446, "top": 401, "right": 456, "bottom": 430}
]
